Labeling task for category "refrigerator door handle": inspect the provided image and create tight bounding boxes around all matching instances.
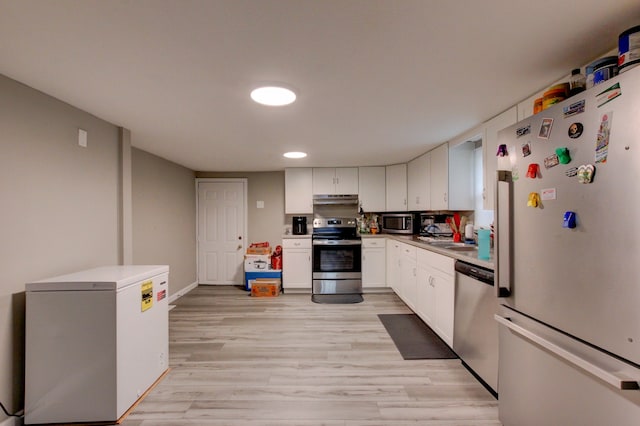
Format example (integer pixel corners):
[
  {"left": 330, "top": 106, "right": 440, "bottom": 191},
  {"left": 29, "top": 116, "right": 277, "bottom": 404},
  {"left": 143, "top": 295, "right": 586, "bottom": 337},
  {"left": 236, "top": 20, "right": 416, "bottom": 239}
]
[
  {"left": 495, "top": 170, "right": 512, "bottom": 297},
  {"left": 495, "top": 314, "right": 640, "bottom": 390}
]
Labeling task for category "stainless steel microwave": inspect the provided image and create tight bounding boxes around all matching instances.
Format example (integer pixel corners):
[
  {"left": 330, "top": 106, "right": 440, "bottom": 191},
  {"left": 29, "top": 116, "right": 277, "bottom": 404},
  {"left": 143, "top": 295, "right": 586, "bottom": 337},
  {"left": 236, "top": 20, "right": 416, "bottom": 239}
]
[{"left": 380, "top": 213, "right": 420, "bottom": 234}]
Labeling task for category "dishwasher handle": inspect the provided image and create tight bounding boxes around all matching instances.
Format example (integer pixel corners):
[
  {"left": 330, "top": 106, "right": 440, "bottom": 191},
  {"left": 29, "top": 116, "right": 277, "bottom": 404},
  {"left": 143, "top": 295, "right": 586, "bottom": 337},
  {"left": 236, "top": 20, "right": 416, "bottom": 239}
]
[{"left": 455, "top": 261, "right": 494, "bottom": 286}]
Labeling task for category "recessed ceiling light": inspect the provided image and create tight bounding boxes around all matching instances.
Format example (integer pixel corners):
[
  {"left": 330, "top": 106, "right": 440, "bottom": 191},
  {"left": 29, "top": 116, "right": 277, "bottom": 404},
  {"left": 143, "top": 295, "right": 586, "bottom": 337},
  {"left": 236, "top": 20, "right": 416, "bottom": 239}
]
[
  {"left": 283, "top": 151, "right": 307, "bottom": 159},
  {"left": 251, "top": 86, "right": 297, "bottom": 106}
]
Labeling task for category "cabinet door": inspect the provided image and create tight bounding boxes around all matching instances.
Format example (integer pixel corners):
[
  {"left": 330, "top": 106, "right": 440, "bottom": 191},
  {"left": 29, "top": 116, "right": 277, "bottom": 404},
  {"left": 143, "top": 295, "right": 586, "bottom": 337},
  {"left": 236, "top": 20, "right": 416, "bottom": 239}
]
[
  {"left": 416, "top": 265, "right": 434, "bottom": 325},
  {"left": 362, "top": 247, "right": 386, "bottom": 287},
  {"left": 285, "top": 168, "right": 313, "bottom": 214},
  {"left": 385, "top": 164, "right": 407, "bottom": 211},
  {"left": 483, "top": 107, "right": 517, "bottom": 210},
  {"left": 448, "top": 138, "right": 477, "bottom": 211},
  {"left": 407, "top": 153, "right": 430, "bottom": 210},
  {"left": 430, "top": 144, "right": 449, "bottom": 210},
  {"left": 282, "top": 249, "right": 311, "bottom": 289},
  {"left": 358, "top": 167, "right": 386, "bottom": 212},
  {"left": 335, "top": 167, "right": 359, "bottom": 194},
  {"left": 312, "top": 168, "right": 337, "bottom": 195},
  {"left": 386, "top": 240, "right": 401, "bottom": 291},
  {"left": 398, "top": 244, "right": 417, "bottom": 309},
  {"left": 433, "top": 272, "right": 455, "bottom": 347}
]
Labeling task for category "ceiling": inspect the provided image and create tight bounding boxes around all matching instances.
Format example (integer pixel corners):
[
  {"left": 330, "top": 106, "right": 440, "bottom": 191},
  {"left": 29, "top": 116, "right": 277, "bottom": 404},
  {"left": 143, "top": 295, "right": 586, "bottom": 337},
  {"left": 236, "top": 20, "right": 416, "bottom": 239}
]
[{"left": 1, "top": 1, "right": 639, "bottom": 171}]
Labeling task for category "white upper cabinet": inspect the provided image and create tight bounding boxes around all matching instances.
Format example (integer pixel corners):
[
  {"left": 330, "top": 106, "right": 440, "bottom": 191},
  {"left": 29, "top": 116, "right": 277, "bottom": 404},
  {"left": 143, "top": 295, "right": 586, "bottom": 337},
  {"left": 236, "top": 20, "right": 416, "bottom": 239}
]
[
  {"left": 358, "top": 166, "right": 386, "bottom": 212},
  {"left": 407, "top": 152, "right": 430, "bottom": 211},
  {"left": 429, "top": 144, "right": 449, "bottom": 210},
  {"left": 312, "top": 167, "right": 358, "bottom": 195},
  {"left": 385, "top": 164, "right": 407, "bottom": 211},
  {"left": 407, "top": 143, "right": 456, "bottom": 211},
  {"left": 285, "top": 168, "right": 313, "bottom": 214},
  {"left": 447, "top": 135, "right": 477, "bottom": 211},
  {"left": 483, "top": 107, "right": 518, "bottom": 210}
]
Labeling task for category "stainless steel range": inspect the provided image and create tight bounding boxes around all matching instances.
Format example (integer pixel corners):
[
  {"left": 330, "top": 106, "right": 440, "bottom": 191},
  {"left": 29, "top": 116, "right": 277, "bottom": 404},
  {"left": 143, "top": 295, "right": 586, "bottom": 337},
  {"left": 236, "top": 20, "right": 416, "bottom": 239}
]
[{"left": 311, "top": 217, "right": 362, "bottom": 303}]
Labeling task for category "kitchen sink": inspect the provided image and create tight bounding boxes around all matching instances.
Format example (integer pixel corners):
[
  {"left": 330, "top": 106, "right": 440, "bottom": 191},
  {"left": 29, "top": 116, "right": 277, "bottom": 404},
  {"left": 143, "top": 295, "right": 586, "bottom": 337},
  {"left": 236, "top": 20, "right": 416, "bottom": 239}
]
[
  {"left": 445, "top": 245, "right": 477, "bottom": 252},
  {"left": 416, "top": 237, "right": 477, "bottom": 252}
]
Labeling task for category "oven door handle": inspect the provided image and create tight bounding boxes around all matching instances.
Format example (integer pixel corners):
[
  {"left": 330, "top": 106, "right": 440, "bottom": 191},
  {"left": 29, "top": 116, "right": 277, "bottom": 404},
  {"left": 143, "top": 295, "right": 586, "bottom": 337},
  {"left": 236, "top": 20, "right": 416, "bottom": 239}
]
[{"left": 312, "top": 240, "right": 362, "bottom": 246}]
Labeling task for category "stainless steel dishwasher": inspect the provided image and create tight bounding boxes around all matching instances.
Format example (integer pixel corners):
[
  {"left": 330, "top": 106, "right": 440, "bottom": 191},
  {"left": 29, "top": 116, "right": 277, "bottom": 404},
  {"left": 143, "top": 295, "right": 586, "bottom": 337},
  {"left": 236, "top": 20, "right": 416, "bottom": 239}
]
[{"left": 453, "top": 260, "right": 498, "bottom": 396}]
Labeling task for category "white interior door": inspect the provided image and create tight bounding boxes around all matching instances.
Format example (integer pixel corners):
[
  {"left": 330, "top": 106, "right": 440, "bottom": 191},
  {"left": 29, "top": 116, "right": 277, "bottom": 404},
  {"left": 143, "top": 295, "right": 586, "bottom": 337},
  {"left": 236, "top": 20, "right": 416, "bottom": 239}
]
[{"left": 197, "top": 180, "right": 246, "bottom": 284}]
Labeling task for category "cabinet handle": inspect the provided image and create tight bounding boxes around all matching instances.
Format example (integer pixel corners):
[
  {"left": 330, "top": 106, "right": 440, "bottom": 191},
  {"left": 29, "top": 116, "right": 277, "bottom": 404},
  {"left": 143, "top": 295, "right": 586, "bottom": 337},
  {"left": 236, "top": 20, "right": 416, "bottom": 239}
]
[{"left": 444, "top": 193, "right": 447, "bottom": 202}]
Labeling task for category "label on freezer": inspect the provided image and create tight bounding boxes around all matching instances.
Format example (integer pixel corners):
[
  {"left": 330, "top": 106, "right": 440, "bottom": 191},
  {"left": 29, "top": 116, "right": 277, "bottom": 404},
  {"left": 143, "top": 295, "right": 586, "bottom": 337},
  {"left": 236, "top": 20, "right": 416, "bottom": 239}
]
[
  {"left": 141, "top": 280, "right": 153, "bottom": 312},
  {"left": 157, "top": 289, "right": 166, "bottom": 301}
]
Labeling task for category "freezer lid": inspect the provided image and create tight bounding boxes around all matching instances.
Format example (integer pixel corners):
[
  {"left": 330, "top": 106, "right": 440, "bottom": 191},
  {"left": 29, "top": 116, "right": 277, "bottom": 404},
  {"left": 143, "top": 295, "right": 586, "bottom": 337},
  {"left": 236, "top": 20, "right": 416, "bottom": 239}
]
[{"left": 26, "top": 265, "right": 169, "bottom": 291}]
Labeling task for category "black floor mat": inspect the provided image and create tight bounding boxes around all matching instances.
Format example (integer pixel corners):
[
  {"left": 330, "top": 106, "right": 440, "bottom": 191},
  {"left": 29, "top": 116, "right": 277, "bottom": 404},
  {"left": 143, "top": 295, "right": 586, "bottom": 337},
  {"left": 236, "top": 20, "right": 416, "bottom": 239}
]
[
  {"left": 378, "top": 314, "right": 458, "bottom": 360},
  {"left": 312, "top": 294, "right": 364, "bottom": 304}
]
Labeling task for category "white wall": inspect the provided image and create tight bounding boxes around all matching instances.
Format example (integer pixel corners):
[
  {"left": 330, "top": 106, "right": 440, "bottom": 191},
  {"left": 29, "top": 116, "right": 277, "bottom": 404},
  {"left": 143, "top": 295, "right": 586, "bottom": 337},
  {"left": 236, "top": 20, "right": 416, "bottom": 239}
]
[
  {"left": 0, "top": 74, "right": 120, "bottom": 414},
  {"left": 0, "top": 74, "right": 199, "bottom": 418},
  {"left": 132, "top": 148, "right": 197, "bottom": 295}
]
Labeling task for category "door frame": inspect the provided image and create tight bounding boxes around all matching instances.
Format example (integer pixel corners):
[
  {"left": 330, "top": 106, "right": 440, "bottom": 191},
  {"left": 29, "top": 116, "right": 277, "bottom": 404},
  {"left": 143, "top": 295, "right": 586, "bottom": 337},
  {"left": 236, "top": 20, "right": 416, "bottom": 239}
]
[{"left": 195, "top": 178, "right": 248, "bottom": 284}]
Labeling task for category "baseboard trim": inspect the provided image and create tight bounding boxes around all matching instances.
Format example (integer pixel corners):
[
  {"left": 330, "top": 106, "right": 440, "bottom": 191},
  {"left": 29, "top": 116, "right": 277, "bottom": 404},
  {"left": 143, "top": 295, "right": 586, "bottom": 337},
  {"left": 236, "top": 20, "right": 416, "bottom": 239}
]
[{"left": 168, "top": 281, "right": 198, "bottom": 304}]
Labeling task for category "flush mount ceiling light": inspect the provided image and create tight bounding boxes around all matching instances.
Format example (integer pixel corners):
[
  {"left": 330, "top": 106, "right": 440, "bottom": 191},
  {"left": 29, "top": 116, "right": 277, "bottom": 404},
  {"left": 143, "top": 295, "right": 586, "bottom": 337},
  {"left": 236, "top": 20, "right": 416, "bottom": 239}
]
[
  {"left": 251, "top": 85, "right": 297, "bottom": 106},
  {"left": 283, "top": 151, "right": 307, "bottom": 159}
]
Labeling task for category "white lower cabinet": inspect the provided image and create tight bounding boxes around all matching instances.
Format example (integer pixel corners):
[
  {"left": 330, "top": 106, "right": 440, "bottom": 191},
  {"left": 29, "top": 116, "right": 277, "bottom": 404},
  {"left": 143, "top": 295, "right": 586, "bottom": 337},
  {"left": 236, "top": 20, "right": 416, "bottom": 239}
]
[
  {"left": 397, "top": 243, "right": 417, "bottom": 310},
  {"left": 416, "top": 248, "right": 455, "bottom": 347},
  {"left": 386, "top": 239, "right": 401, "bottom": 292},
  {"left": 282, "top": 238, "right": 312, "bottom": 290},
  {"left": 389, "top": 238, "right": 455, "bottom": 348},
  {"left": 362, "top": 237, "right": 386, "bottom": 288}
]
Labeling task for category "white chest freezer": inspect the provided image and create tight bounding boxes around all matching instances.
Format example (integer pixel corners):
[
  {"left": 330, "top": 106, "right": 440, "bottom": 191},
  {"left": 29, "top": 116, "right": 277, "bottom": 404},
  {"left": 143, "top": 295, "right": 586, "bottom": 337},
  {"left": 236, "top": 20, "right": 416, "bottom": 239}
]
[{"left": 25, "top": 265, "right": 170, "bottom": 425}]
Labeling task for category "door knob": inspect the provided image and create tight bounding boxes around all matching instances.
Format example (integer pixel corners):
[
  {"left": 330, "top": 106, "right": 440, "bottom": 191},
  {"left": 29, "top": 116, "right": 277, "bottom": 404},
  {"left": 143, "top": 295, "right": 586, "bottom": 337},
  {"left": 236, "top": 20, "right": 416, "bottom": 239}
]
[{"left": 237, "top": 245, "right": 242, "bottom": 250}]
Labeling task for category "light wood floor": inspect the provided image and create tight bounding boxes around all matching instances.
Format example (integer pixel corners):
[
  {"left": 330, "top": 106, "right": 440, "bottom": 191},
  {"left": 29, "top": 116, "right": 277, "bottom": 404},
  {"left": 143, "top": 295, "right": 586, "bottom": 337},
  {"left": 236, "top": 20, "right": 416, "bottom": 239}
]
[{"left": 122, "top": 286, "right": 500, "bottom": 425}]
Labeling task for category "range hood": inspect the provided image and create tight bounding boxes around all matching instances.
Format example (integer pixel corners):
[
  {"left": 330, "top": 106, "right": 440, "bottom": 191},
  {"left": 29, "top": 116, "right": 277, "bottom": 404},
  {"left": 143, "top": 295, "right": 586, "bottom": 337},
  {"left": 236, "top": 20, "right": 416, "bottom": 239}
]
[{"left": 312, "top": 194, "right": 359, "bottom": 205}]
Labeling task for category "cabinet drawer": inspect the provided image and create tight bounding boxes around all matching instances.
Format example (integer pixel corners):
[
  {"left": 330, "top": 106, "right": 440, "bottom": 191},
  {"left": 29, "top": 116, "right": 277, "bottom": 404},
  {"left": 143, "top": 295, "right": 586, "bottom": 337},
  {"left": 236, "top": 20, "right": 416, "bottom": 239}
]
[
  {"left": 362, "top": 237, "right": 386, "bottom": 248},
  {"left": 282, "top": 238, "right": 312, "bottom": 249},
  {"left": 417, "top": 248, "right": 454, "bottom": 276},
  {"left": 399, "top": 242, "right": 416, "bottom": 259}
]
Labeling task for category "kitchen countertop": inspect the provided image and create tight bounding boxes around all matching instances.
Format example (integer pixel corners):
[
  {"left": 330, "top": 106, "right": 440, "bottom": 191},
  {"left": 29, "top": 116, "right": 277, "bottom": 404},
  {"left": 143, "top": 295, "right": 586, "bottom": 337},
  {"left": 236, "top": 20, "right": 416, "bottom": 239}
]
[
  {"left": 361, "top": 233, "right": 495, "bottom": 270},
  {"left": 280, "top": 232, "right": 494, "bottom": 269}
]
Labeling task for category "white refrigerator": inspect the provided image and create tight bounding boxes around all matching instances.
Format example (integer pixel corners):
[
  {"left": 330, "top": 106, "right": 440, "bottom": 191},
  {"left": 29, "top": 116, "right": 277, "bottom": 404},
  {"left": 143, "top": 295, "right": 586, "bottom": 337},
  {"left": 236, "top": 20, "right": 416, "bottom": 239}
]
[{"left": 25, "top": 265, "right": 169, "bottom": 425}]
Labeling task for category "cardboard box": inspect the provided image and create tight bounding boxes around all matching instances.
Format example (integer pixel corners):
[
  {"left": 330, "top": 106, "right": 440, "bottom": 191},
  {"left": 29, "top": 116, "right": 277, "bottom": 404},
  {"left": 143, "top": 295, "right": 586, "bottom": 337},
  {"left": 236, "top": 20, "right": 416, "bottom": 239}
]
[
  {"left": 244, "top": 254, "right": 270, "bottom": 272},
  {"left": 244, "top": 270, "right": 282, "bottom": 291},
  {"left": 246, "top": 247, "right": 272, "bottom": 255},
  {"left": 250, "top": 278, "right": 281, "bottom": 297}
]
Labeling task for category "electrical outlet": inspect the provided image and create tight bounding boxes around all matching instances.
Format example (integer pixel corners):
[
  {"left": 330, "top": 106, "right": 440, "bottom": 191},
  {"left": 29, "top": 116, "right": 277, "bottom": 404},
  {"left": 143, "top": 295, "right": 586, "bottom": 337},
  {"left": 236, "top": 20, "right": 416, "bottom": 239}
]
[{"left": 78, "top": 128, "right": 87, "bottom": 147}]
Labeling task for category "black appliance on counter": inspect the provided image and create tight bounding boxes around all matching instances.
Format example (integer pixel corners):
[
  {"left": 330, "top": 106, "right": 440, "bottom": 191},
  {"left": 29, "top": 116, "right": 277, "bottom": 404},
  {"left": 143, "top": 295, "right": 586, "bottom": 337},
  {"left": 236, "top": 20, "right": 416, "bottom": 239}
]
[
  {"left": 292, "top": 216, "right": 307, "bottom": 235},
  {"left": 311, "top": 217, "right": 362, "bottom": 303}
]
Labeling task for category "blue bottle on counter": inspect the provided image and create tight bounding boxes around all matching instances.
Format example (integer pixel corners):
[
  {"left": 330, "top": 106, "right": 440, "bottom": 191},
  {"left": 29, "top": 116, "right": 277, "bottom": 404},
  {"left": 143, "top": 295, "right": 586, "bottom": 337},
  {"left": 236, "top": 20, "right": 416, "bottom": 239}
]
[{"left": 477, "top": 229, "right": 491, "bottom": 260}]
